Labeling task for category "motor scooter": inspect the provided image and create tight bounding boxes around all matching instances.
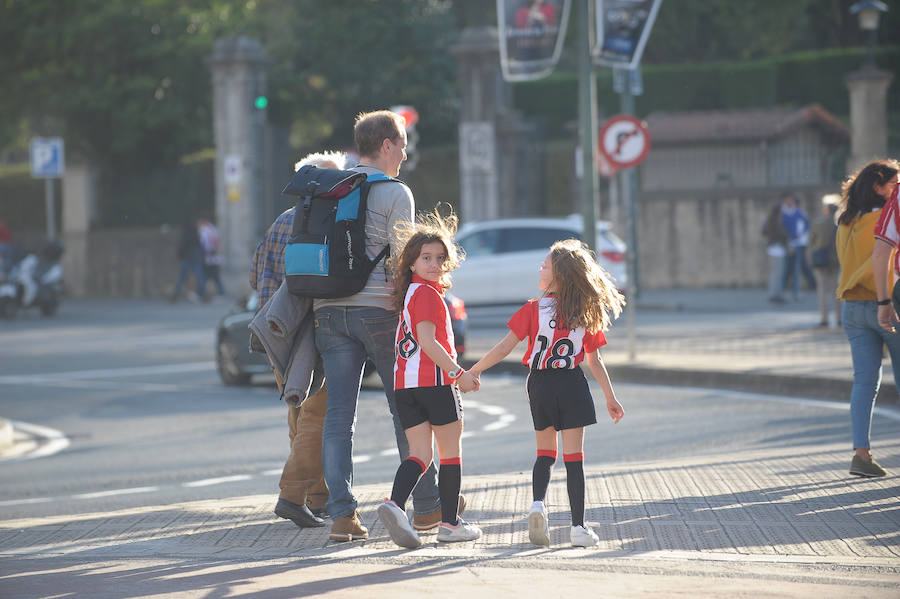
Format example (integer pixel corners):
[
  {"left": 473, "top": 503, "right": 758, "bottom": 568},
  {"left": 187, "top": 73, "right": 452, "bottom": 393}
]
[
  {"left": 0, "top": 241, "right": 64, "bottom": 318},
  {"left": 0, "top": 266, "right": 17, "bottom": 318}
]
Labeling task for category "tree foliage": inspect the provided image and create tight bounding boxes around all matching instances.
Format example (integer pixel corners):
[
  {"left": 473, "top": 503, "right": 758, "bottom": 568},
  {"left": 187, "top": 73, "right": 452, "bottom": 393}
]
[
  {"left": 0, "top": 0, "right": 458, "bottom": 172},
  {"left": 1, "top": 0, "right": 895, "bottom": 195},
  {"left": 0, "top": 0, "right": 259, "bottom": 168},
  {"left": 644, "top": 0, "right": 900, "bottom": 64}
]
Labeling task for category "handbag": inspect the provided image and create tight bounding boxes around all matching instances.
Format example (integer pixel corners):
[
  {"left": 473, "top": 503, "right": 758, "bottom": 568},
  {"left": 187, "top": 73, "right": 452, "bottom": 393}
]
[{"left": 810, "top": 247, "right": 833, "bottom": 268}]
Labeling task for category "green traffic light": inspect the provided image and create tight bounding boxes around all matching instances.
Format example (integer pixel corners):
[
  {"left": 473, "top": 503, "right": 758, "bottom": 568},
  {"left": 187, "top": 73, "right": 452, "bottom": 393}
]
[{"left": 254, "top": 95, "right": 268, "bottom": 110}]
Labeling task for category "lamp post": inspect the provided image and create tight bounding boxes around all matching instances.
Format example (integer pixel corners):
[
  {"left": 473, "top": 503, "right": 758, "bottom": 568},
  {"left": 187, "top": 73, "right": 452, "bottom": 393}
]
[
  {"left": 850, "top": 0, "right": 888, "bottom": 68},
  {"left": 844, "top": 0, "right": 892, "bottom": 171}
]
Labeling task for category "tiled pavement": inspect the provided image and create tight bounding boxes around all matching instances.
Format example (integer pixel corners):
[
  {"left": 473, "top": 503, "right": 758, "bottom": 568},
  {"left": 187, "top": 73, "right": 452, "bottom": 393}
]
[{"left": 2, "top": 441, "right": 897, "bottom": 566}]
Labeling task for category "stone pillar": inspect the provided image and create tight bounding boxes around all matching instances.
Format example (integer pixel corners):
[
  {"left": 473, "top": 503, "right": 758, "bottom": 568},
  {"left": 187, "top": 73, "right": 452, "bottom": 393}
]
[
  {"left": 206, "top": 37, "right": 269, "bottom": 296},
  {"left": 61, "top": 163, "right": 97, "bottom": 297},
  {"left": 845, "top": 67, "right": 893, "bottom": 172},
  {"left": 452, "top": 27, "right": 510, "bottom": 223}
]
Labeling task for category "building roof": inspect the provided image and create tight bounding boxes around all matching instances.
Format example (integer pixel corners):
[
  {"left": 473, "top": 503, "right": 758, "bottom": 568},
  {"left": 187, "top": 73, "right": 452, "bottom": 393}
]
[{"left": 643, "top": 104, "right": 851, "bottom": 146}]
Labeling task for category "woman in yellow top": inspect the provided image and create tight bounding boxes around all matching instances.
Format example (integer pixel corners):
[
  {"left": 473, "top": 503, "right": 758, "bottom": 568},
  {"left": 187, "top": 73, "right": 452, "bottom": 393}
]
[{"left": 836, "top": 159, "right": 900, "bottom": 478}]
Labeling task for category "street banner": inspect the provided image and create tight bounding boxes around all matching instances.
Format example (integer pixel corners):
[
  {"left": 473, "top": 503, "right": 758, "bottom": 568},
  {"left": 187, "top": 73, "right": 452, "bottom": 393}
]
[
  {"left": 497, "top": 0, "right": 571, "bottom": 82},
  {"left": 592, "top": 0, "right": 662, "bottom": 69}
]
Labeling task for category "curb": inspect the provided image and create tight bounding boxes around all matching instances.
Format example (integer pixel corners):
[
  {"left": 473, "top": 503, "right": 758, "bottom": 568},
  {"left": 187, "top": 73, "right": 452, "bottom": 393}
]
[{"left": 460, "top": 359, "right": 899, "bottom": 406}]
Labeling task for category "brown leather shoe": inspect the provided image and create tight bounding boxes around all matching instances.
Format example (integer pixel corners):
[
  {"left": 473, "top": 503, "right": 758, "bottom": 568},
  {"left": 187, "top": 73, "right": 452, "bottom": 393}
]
[
  {"left": 413, "top": 495, "right": 466, "bottom": 531},
  {"left": 329, "top": 509, "right": 368, "bottom": 542}
]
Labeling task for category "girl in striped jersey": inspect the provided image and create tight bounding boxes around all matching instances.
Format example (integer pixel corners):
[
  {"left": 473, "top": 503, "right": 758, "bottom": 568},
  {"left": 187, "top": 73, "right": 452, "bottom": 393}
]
[
  {"left": 469, "top": 239, "right": 626, "bottom": 547},
  {"left": 377, "top": 210, "right": 482, "bottom": 548}
]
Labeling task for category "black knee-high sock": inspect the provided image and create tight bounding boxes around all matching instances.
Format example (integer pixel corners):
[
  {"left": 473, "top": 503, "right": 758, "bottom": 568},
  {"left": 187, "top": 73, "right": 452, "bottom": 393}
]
[
  {"left": 532, "top": 450, "right": 557, "bottom": 502},
  {"left": 439, "top": 458, "right": 462, "bottom": 525},
  {"left": 564, "top": 452, "right": 585, "bottom": 527},
  {"left": 390, "top": 457, "right": 427, "bottom": 510}
]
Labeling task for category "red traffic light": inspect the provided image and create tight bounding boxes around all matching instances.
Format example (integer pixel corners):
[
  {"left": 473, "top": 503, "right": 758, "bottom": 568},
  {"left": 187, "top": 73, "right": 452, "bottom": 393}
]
[{"left": 391, "top": 105, "right": 419, "bottom": 129}]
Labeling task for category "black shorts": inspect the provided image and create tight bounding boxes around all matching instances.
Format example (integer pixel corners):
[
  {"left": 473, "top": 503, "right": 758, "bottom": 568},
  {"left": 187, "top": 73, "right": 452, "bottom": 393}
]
[
  {"left": 526, "top": 368, "right": 597, "bottom": 431},
  {"left": 395, "top": 385, "right": 463, "bottom": 429}
]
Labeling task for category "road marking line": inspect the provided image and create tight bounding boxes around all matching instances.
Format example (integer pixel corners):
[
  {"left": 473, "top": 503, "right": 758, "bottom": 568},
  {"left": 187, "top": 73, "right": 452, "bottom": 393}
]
[
  {"left": 0, "top": 362, "right": 215, "bottom": 383},
  {"left": 72, "top": 487, "right": 159, "bottom": 500},
  {"left": 182, "top": 475, "right": 253, "bottom": 488},
  {"left": 0, "top": 421, "right": 71, "bottom": 463},
  {"left": 0, "top": 497, "right": 54, "bottom": 507}
]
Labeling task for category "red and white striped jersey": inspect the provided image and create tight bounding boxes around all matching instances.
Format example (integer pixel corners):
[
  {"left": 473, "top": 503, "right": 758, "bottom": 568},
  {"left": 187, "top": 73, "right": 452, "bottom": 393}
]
[
  {"left": 394, "top": 275, "right": 457, "bottom": 389},
  {"left": 507, "top": 297, "right": 606, "bottom": 370},
  {"left": 874, "top": 183, "right": 900, "bottom": 273}
]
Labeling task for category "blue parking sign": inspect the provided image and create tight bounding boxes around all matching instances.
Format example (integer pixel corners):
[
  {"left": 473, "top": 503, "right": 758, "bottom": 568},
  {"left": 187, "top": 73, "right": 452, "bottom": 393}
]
[{"left": 30, "top": 137, "right": 65, "bottom": 178}]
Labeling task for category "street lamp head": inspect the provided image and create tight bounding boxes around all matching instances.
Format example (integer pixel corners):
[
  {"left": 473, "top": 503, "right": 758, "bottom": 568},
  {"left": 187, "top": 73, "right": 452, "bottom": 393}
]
[{"left": 850, "top": 0, "right": 888, "bottom": 31}]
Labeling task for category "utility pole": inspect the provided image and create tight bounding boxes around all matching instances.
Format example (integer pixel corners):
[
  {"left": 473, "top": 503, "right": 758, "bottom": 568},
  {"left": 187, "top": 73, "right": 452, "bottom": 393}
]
[{"left": 577, "top": 0, "right": 599, "bottom": 251}]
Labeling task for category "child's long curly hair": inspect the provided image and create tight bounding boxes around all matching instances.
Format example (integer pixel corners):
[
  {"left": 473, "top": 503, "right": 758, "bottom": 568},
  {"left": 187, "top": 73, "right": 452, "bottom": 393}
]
[
  {"left": 391, "top": 207, "right": 465, "bottom": 312},
  {"left": 546, "top": 239, "right": 625, "bottom": 334}
]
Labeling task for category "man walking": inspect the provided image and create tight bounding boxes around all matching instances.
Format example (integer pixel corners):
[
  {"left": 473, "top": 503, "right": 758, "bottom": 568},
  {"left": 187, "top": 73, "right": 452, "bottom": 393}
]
[{"left": 315, "top": 110, "right": 448, "bottom": 541}]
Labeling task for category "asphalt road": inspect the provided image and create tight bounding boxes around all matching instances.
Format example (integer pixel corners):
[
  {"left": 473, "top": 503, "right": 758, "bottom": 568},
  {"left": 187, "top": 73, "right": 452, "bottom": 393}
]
[{"left": 2, "top": 299, "right": 898, "bottom": 522}]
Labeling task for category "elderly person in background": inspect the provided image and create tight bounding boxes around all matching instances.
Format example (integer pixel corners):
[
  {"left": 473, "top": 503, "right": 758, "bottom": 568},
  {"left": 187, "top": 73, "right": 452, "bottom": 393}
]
[{"left": 250, "top": 151, "right": 347, "bottom": 530}]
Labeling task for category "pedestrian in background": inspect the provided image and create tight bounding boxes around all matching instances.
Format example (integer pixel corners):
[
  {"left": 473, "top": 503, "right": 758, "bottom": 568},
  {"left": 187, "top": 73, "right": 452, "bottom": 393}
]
[
  {"left": 781, "top": 193, "right": 816, "bottom": 300},
  {"left": 198, "top": 215, "right": 225, "bottom": 300},
  {"left": 171, "top": 214, "right": 205, "bottom": 303},
  {"left": 378, "top": 209, "right": 480, "bottom": 549},
  {"left": 469, "top": 239, "right": 626, "bottom": 547},
  {"left": 762, "top": 203, "right": 789, "bottom": 304},
  {"left": 809, "top": 194, "right": 841, "bottom": 327},
  {"left": 836, "top": 158, "right": 900, "bottom": 478}
]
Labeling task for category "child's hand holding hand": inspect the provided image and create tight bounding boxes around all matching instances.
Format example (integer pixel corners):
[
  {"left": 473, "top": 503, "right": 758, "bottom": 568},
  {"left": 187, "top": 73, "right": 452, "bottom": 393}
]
[
  {"left": 457, "top": 371, "right": 479, "bottom": 393},
  {"left": 607, "top": 398, "right": 624, "bottom": 424}
]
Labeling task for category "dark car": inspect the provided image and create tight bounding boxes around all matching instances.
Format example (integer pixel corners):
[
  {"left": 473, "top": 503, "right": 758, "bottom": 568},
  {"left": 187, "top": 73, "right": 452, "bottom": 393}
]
[{"left": 216, "top": 291, "right": 468, "bottom": 386}]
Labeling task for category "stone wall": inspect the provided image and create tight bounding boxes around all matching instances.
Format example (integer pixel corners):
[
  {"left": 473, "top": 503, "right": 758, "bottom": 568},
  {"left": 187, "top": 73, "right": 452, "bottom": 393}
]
[
  {"left": 48, "top": 136, "right": 840, "bottom": 298},
  {"left": 636, "top": 189, "right": 834, "bottom": 290}
]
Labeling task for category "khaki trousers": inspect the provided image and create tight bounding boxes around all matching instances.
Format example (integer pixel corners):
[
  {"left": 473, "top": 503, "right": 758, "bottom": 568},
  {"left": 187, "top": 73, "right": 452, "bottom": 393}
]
[{"left": 277, "top": 379, "right": 329, "bottom": 508}]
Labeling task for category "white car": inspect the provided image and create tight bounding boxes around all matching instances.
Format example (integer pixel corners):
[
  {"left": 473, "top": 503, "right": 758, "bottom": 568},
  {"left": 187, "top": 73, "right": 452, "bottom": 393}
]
[{"left": 451, "top": 216, "right": 627, "bottom": 306}]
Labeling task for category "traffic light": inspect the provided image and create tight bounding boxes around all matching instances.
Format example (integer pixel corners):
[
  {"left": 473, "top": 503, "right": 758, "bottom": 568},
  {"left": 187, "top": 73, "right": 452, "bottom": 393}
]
[
  {"left": 253, "top": 95, "right": 268, "bottom": 110},
  {"left": 391, "top": 105, "right": 419, "bottom": 171}
]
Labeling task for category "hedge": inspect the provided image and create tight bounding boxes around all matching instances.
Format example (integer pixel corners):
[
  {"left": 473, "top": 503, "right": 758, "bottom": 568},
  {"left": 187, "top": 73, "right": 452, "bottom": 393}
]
[{"left": 514, "top": 46, "right": 900, "bottom": 133}]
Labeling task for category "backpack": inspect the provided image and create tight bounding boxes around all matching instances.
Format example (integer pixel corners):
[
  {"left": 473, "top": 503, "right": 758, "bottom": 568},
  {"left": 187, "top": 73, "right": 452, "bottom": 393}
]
[{"left": 281, "top": 165, "right": 397, "bottom": 299}]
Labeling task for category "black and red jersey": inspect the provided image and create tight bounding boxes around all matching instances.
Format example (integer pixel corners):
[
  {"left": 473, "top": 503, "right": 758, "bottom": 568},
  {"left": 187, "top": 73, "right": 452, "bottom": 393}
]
[
  {"left": 507, "top": 297, "right": 606, "bottom": 370},
  {"left": 394, "top": 275, "right": 456, "bottom": 389}
]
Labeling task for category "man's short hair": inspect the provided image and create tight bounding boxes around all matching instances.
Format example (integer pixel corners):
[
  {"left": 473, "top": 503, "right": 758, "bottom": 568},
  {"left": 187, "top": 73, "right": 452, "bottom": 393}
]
[
  {"left": 354, "top": 111, "right": 405, "bottom": 158},
  {"left": 294, "top": 150, "right": 347, "bottom": 172}
]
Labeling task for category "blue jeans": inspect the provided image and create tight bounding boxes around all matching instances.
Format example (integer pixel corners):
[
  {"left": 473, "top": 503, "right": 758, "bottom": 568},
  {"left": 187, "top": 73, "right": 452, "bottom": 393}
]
[
  {"left": 842, "top": 300, "right": 900, "bottom": 449},
  {"left": 314, "top": 306, "right": 440, "bottom": 519},
  {"left": 173, "top": 257, "right": 205, "bottom": 298}
]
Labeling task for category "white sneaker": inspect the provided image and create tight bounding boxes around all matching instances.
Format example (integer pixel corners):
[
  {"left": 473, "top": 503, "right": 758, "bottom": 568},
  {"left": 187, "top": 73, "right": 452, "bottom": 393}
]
[
  {"left": 436, "top": 518, "right": 482, "bottom": 542},
  {"left": 377, "top": 500, "right": 421, "bottom": 548},
  {"left": 570, "top": 524, "right": 599, "bottom": 547},
  {"left": 528, "top": 501, "right": 550, "bottom": 546}
]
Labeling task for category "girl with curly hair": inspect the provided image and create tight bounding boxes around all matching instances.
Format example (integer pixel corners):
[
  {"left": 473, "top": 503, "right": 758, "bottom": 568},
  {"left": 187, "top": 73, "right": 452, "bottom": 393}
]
[{"left": 469, "top": 238, "right": 626, "bottom": 547}]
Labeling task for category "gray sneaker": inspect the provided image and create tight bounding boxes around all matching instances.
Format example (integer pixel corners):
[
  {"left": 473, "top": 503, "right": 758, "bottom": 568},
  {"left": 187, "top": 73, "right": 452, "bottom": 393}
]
[
  {"left": 378, "top": 500, "right": 422, "bottom": 548},
  {"left": 850, "top": 454, "right": 887, "bottom": 477},
  {"left": 528, "top": 500, "right": 550, "bottom": 546},
  {"left": 436, "top": 518, "right": 482, "bottom": 542}
]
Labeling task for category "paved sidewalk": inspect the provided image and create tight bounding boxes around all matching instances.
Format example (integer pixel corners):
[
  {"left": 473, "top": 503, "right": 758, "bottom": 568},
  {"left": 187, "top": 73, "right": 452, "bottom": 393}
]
[{"left": 2, "top": 441, "right": 898, "bottom": 597}]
